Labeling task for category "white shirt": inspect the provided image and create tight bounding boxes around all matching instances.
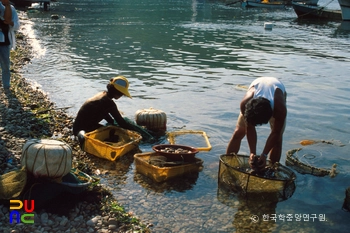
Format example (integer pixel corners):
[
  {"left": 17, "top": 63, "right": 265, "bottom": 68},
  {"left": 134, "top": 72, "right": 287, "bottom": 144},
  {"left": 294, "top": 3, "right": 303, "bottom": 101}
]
[{"left": 249, "top": 77, "right": 286, "bottom": 110}]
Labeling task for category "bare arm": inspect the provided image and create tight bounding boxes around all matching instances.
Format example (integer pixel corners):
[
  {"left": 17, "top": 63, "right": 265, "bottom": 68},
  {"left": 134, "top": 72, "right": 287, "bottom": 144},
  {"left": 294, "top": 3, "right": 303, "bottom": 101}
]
[
  {"left": 2, "top": 0, "right": 13, "bottom": 26},
  {"left": 262, "top": 88, "right": 286, "bottom": 161},
  {"left": 246, "top": 123, "right": 257, "bottom": 155},
  {"left": 240, "top": 89, "right": 257, "bottom": 156}
]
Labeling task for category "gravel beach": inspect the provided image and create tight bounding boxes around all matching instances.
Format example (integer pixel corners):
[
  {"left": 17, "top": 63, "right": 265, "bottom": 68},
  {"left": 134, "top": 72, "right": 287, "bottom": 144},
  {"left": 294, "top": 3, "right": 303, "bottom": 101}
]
[{"left": 0, "top": 12, "right": 150, "bottom": 233}]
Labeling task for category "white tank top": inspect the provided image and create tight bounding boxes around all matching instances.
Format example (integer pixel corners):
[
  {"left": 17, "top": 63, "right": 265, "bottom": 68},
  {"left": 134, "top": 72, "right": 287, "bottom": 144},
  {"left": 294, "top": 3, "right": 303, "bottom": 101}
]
[{"left": 248, "top": 77, "right": 286, "bottom": 110}]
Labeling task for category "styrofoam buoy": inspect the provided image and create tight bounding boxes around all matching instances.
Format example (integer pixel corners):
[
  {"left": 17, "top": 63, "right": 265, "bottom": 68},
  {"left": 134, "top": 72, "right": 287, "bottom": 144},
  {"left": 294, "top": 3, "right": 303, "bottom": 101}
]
[
  {"left": 51, "top": 14, "right": 59, "bottom": 20},
  {"left": 264, "top": 22, "right": 274, "bottom": 30},
  {"left": 21, "top": 139, "right": 72, "bottom": 179},
  {"left": 135, "top": 107, "right": 167, "bottom": 132}
]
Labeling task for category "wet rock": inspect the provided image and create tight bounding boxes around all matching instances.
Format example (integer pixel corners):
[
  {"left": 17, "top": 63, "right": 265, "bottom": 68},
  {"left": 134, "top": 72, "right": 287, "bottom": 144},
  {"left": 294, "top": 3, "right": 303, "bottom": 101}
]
[
  {"left": 40, "top": 212, "right": 49, "bottom": 224},
  {"left": 0, "top": 14, "right": 150, "bottom": 233}
]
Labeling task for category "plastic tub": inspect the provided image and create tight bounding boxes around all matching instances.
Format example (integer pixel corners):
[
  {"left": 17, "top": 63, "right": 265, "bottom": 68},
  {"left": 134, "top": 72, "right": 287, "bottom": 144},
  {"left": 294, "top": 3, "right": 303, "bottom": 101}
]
[{"left": 84, "top": 126, "right": 142, "bottom": 161}]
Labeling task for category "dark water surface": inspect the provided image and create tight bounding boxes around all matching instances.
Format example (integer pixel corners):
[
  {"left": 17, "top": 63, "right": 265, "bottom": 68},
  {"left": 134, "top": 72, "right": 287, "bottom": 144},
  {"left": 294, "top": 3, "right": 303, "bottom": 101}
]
[{"left": 20, "top": 0, "right": 349, "bottom": 232}]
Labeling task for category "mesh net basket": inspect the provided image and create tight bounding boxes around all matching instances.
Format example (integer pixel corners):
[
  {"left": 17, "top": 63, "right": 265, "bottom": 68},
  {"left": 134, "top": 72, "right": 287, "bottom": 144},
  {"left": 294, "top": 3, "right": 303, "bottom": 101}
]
[
  {"left": 218, "top": 154, "right": 296, "bottom": 202},
  {"left": 285, "top": 148, "right": 335, "bottom": 177},
  {"left": 0, "top": 166, "right": 27, "bottom": 199}
]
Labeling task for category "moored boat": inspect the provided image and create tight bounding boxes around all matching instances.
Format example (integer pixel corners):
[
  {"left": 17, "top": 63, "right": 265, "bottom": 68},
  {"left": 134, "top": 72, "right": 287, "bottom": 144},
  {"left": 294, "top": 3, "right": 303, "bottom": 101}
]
[
  {"left": 10, "top": 0, "right": 51, "bottom": 10},
  {"left": 292, "top": 2, "right": 342, "bottom": 20},
  {"left": 242, "top": 0, "right": 289, "bottom": 8},
  {"left": 338, "top": 0, "right": 350, "bottom": 20},
  {"left": 292, "top": 0, "right": 319, "bottom": 6}
]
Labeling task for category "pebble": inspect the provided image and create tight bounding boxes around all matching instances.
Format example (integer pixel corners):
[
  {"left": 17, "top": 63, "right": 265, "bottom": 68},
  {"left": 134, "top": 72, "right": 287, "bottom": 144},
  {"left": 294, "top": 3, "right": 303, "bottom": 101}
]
[
  {"left": 0, "top": 14, "right": 149, "bottom": 233},
  {"left": 40, "top": 213, "right": 48, "bottom": 224}
]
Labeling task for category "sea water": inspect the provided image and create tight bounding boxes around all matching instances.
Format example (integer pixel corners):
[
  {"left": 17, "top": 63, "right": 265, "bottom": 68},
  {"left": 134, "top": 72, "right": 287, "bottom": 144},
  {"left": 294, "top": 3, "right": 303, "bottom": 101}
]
[{"left": 20, "top": 0, "right": 350, "bottom": 232}]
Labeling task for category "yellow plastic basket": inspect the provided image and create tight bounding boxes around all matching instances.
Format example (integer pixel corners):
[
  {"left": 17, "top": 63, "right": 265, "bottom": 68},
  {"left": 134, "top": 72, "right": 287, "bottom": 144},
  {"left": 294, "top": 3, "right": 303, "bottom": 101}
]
[
  {"left": 84, "top": 126, "right": 142, "bottom": 161},
  {"left": 167, "top": 130, "right": 212, "bottom": 151},
  {"left": 134, "top": 152, "right": 203, "bottom": 182}
]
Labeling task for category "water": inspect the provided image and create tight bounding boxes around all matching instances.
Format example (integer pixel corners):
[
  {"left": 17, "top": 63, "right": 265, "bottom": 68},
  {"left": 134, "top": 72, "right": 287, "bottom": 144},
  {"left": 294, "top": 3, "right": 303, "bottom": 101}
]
[{"left": 19, "top": 0, "right": 350, "bottom": 232}]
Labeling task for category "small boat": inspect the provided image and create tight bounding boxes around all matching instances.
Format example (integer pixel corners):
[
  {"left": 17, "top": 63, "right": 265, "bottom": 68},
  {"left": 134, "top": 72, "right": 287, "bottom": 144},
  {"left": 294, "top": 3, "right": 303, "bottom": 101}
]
[
  {"left": 292, "top": 0, "right": 319, "bottom": 6},
  {"left": 338, "top": 0, "right": 350, "bottom": 20},
  {"left": 11, "top": 0, "right": 51, "bottom": 10},
  {"left": 292, "top": 2, "right": 342, "bottom": 20},
  {"left": 242, "top": 0, "right": 289, "bottom": 8}
]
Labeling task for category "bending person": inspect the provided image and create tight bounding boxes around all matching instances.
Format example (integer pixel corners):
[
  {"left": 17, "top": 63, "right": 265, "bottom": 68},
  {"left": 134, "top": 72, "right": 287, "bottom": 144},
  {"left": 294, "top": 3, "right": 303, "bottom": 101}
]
[
  {"left": 226, "top": 77, "right": 287, "bottom": 170},
  {"left": 73, "top": 76, "right": 136, "bottom": 145}
]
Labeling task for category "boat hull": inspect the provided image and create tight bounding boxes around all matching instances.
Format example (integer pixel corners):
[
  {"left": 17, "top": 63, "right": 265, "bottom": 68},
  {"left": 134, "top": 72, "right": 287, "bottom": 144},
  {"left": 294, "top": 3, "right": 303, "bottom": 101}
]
[
  {"left": 11, "top": 0, "right": 51, "bottom": 10},
  {"left": 292, "top": 2, "right": 342, "bottom": 20},
  {"left": 292, "top": 0, "right": 319, "bottom": 6},
  {"left": 338, "top": 0, "right": 350, "bottom": 20},
  {"left": 243, "top": 0, "right": 288, "bottom": 8}
]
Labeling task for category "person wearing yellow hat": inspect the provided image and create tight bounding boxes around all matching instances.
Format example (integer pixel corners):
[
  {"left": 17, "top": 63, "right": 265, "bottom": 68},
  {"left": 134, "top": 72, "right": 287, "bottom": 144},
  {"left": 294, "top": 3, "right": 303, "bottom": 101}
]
[{"left": 73, "top": 76, "right": 134, "bottom": 139}]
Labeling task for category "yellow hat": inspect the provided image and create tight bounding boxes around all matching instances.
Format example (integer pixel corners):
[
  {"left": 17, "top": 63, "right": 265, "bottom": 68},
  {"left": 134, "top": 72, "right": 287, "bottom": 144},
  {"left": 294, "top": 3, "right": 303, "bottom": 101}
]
[{"left": 110, "top": 76, "right": 132, "bottom": 98}]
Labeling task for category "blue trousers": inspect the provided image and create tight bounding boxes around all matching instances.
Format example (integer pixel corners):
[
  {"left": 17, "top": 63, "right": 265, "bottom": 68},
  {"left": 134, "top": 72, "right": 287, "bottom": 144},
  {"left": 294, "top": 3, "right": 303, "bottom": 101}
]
[{"left": 0, "top": 45, "right": 11, "bottom": 89}]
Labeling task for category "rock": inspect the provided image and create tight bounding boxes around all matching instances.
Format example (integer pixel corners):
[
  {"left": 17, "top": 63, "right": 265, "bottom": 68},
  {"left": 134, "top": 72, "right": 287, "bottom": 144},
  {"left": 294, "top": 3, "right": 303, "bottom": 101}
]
[
  {"left": 0, "top": 17, "right": 150, "bottom": 233},
  {"left": 40, "top": 212, "right": 49, "bottom": 224},
  {"left": 107, "top": 217, "right": 119, "bottom": 226},
  {"left": 86, "top": 219, "right": 95, "bottom": 227},
  {"left": 60, "top": 217, "right": 68, "bottom": 226},
  {"left": 108, "top": 224, "right": 117, "bottom": 230}
]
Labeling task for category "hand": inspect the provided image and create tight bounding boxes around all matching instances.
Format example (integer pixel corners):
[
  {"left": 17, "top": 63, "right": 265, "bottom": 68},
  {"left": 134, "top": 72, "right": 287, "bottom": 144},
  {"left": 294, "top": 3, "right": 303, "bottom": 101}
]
[
  {"left": 1, "top": 0, "right": 11, "bottom": 6},
  {"left": 249, "top": 153, "right": 257, "bottom": 170},
  {"left": 257, "top": 154, "right": 267, "bottom": 169},
  {"left": 3, "top": 20, "right": 13, "bottom": 26}
]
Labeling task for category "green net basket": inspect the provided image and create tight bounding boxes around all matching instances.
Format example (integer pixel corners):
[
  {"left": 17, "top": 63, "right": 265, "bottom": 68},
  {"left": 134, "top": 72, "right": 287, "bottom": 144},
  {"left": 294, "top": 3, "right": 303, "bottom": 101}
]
[
  {"left": 218, "top": 154, "right": 296, "bottom": 202},
  {"left": 285, "top": 148, "right": 336, "bottom": 177}
]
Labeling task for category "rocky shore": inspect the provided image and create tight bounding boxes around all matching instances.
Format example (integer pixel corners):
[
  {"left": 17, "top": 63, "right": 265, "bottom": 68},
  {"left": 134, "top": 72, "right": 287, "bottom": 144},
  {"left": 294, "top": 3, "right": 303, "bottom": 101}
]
[{"left": 0, "top": 14, "right": 150, "bottom": 233}]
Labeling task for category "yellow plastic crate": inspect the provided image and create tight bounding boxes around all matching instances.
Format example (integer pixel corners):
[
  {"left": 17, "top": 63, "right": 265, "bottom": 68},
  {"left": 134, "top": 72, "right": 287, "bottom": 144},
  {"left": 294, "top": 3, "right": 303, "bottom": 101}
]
[
  {"left": 167, "top": 130, "right": 212, "bottom": 151},
  {"left": 84, "top": 126, "right": 142, "bottom": 161},
  {"left": 134, "top": 152, "right": 203, "bottom": 182}
]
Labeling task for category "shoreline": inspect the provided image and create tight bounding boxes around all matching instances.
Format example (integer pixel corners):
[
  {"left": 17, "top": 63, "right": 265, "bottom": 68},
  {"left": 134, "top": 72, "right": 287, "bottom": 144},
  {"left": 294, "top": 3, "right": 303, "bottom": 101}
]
[{"left": 0, "top": 11, "right": 150, "bottom": 232}]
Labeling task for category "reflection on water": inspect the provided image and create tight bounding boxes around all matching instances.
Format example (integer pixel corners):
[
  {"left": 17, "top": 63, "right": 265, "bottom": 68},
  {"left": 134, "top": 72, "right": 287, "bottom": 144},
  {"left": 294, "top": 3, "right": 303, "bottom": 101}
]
[
  {"left": 20, "top": 0, "right": 350, "bottom": 232},
  {"left": 134, "top": 172, "right": 200, "bottom": 193},
  {"left": 217, "top": 185, "right": 278, "bottom": 232}
]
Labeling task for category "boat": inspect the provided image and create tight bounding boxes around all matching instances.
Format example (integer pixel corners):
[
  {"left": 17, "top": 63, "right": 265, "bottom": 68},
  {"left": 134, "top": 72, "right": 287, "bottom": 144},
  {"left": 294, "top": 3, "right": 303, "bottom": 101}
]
[
  {"left": 242, "top": 0, "right": 289, "bottom": 8},
  {"left": 292, "top": 2, "right": 342, "bottom": 20},
  {"left": 338, "top": 0, "right": 350, "bottom": 20},
  {"left": 11, "top": 0, "right": 51, "bottom": 10},
  {"left": 292, "top": 0, "right": 319, "bottom": 6}
]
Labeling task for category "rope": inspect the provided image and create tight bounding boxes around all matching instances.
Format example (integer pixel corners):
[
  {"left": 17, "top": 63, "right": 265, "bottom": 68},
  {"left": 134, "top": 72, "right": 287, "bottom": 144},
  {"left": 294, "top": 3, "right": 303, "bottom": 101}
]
[
  {"left": 285, "top": 149, "right": 333, "bottom": 177},
  {"left": 295, "top": 0, "right": 336, "bottom": 18}
]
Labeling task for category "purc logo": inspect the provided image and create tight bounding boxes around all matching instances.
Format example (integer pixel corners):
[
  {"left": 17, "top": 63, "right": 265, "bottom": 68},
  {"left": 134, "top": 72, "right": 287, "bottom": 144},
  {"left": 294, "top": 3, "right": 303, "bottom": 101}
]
[{"left": 9, "top": 200, "right": 35, "bottom": 224}]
